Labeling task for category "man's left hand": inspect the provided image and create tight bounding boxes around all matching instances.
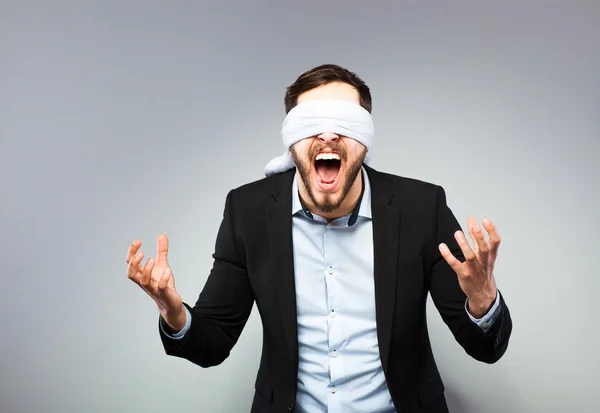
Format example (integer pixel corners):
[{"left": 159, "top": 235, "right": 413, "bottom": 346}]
[{"left": 438, "top": 216, "right": 500, "bottom": 318}]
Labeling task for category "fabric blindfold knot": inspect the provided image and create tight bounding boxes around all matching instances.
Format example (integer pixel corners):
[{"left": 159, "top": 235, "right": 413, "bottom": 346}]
[{"left": 264, "top": 99, "right": 374, "bottom": 176}]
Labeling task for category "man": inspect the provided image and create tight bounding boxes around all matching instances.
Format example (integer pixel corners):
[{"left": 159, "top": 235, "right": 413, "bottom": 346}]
[{"left": 126, "top": 64, "right": 512, "bottom": 413}]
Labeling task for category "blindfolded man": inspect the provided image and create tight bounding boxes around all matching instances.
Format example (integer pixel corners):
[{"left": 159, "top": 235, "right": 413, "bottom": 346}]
[{"left": 126, "top": 64, "right": 512, "bottom": 413}]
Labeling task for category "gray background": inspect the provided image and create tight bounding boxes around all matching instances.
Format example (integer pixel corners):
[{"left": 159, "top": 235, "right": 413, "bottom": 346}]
[{"left": 1, "top": 1, "right": 599, "bottom": 412}]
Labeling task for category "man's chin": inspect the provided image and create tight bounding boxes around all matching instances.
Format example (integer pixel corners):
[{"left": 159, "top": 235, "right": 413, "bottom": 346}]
[
  {"left": 314, "top": 202, "right": 340, "bottom": 214},
  {"left": 310, "top": 191, "right": 344, "bottom": 214}
]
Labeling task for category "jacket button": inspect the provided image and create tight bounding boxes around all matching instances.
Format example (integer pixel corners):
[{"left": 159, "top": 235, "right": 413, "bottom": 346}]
[{"left": 287, "top": 407, "right": 293, "bottom": 412}]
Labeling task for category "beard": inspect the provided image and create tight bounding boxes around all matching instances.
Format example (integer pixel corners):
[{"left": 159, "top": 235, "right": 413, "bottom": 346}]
[{"left": 291, "top": 143, "right": 366, "bottom": 214}]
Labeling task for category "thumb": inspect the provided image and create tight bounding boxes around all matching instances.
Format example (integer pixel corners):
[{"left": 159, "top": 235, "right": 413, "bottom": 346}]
[{"left": 156, "top": 233, "right": 169, "bottom": 264}]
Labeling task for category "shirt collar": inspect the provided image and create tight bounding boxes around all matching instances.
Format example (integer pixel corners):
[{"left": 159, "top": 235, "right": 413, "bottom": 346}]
[{"left": 291, "top": 166, "right": 372, "bottom": 226}]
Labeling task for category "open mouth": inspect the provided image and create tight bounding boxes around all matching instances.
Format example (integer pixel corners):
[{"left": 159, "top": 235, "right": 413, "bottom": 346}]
[{"left": 314, "top": 152, "right": 342, "bottom": 191}]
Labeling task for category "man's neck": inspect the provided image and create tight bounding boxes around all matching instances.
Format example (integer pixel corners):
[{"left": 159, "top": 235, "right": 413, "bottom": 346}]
[{"left": 298, "top": 169, "right": 364, "bottom": 221}]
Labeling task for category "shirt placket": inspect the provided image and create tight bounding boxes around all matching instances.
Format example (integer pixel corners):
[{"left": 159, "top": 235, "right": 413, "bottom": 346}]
[{"left": 323, "top": 221, "right": 345, "bottom": 413}]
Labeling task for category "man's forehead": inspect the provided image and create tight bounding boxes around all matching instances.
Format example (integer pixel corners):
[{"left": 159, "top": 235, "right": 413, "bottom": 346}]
[{"left": 297, "top": 82, "right": 360, "bottom": 104}]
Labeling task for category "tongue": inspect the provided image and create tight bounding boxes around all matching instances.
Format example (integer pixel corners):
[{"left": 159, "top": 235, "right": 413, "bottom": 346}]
[{"left": 316, "top": 162, "right": 339, "bottom": 184}]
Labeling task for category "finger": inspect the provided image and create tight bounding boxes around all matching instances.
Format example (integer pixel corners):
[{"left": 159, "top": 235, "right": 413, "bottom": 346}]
[
  {"left": 438, "top": 243, "right": 463, "bottom": 273},
  {"left": 167, "top": 267, "right": 176, "bottom": 289},
  {"left": 156, "top": 234, "right": 169, "bottom": 265},
  {"left": 158, "top": 267, "right": 172, "bottom": 291},
  {"left": 127, "top": 251, "right": 144, "bottom": 283},
  {"left": 127, "top": 251, "right": 144, "bottom": 282},
  {"left": 140, "top": 257, "right": 156, "bottom": 290},
  {"left": 470, "top": 222, "right": 489, "bottom": 270},
  {"left": 126, "top": 240, "right": 142, "bottom": 264},
  {"left": 454, "top": 231, "right": 479, "bottom": 270},
  {"left": 482, "top": 218, "right": 501, "bottom": 262},
  {"left": 466, "top": 216, "right": 479, "bottom": 255}
]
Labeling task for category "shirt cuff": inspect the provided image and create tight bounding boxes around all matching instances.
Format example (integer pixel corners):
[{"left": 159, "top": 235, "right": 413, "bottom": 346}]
[
  {"left": 159, "top": 307, "right": 191, "bottom": 339},
  {"left": 465, "top": 291, "right": 501, "bottom": 333}
]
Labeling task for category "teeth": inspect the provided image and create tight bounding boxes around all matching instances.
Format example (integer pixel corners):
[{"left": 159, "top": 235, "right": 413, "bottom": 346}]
[{"left": 315, "top": 153, "right": 341, "bottom": 161}]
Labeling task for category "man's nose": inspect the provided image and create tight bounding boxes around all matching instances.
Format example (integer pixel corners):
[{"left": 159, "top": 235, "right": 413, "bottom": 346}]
[{"left": 317, "top": 132, "right": 340, "bottom": 144}]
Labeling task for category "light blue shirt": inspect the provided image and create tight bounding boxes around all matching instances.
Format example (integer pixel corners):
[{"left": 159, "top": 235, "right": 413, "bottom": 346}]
[
  {"left": 291, "top": 169, "right": 395, "bottom": 412},
  {"left": 161, "top": 168, "right": 502, "bottom": 412}
]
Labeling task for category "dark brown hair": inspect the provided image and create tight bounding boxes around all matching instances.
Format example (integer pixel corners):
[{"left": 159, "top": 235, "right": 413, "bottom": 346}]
[{"left": 284, "top": 64, "right": 372, "bottom": 114}]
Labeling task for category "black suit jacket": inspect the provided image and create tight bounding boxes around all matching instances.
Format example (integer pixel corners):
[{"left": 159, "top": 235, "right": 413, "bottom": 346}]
[{"left": 159, "top": 165, "right": 512, "bottom": 413}]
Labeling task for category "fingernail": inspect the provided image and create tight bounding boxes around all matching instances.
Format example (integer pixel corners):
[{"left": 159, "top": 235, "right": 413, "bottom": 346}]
[
  {"left": 473, "top": 225, "right": 480, "bottom": 233},
  {"left": 483, "top": 218, "right": 491, "bottom": 226},
  {"left": 135, "top": 252, "right": 142, "bottom": 258}
]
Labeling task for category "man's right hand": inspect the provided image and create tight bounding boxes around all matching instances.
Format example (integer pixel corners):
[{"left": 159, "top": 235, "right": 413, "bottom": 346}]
[{"left": 126, "top": 234, "right": 186, "bottom": 332}]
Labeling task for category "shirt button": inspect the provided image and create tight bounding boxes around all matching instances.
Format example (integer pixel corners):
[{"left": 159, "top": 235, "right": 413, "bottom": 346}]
[
  {"left": 332, "top": 350, "right": 339, "bottom": 357},
  {"left": 482, "top": 321, "right": 489, "bottom": 328},
  {"left": 331, "top": 386, "right": 337, "bottom": 394},
  {"left": 329, "top": 310, "right": 336, "bottom": 319},
  {"left": 327, "top": 267, "right": 334, "bottom": 275}
]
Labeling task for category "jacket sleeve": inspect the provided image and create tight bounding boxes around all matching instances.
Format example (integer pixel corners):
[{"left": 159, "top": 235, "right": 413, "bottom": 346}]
[
  {"left": 159, "top": 189, "right": 254, "bottom": 367},
  {"left": 427, "top": 185, "right": 512, "bottom": 363}
]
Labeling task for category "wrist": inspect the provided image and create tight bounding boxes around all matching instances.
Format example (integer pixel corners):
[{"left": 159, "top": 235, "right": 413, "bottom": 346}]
[
  {"left": 162, "top": 304, "right": 186, "bottom": 333},
  {"left": 467, "top": 291, "right": 497, "bottom": 318}
]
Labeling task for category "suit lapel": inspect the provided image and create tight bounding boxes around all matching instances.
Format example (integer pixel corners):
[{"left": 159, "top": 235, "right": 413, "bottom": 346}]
[
  {"left": 365, "top": 165, "right": 400, "bottom": 372},
  {"left": 266, "top": 170, "right": 298, "bottom": 368}
]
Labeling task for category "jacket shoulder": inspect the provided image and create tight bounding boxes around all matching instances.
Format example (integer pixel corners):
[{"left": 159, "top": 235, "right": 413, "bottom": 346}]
[
  {"left": 365, "top": 167, "right": 452, "bottom": 216},
  {"left": 226, "top": 169, "right": 294, "bottom": 209}
]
